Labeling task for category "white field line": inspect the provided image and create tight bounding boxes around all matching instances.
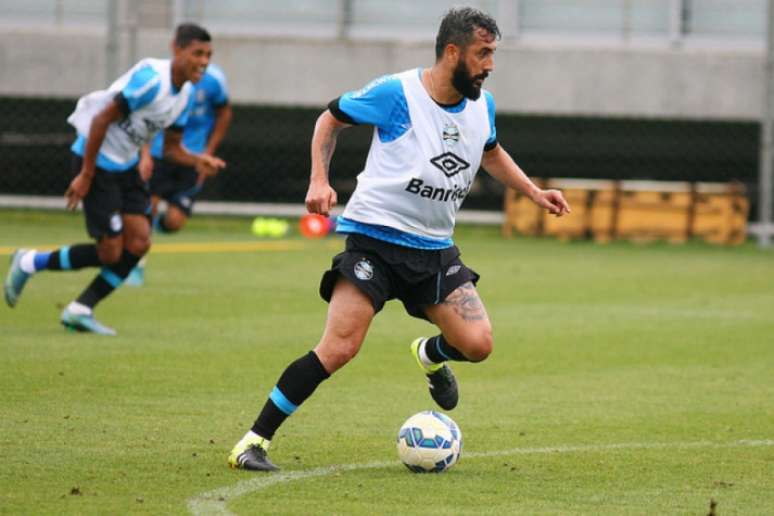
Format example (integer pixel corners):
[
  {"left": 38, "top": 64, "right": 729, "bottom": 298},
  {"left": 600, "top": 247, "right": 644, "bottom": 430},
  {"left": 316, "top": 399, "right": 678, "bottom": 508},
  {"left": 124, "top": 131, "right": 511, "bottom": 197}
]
[{"left": 187, "top": 438, "right": 774, "bottom": 515}]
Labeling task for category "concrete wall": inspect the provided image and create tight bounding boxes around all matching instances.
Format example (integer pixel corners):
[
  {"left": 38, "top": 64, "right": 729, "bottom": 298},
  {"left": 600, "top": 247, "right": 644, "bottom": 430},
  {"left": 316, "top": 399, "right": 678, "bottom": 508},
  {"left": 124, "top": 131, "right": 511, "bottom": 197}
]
[
  {"left": 0, "top": 26, "right": 762, "bottom": 120},
  {"left": 0, "top": 27, "right": 107, "bottom": 98}
]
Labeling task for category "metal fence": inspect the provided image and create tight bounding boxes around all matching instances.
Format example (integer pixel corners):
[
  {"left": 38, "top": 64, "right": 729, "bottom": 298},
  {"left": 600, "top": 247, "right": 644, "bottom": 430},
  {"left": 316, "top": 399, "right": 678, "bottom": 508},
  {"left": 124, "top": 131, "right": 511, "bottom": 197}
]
[{"left": 0, "top": 96, "right": 759, "bottom": 213}]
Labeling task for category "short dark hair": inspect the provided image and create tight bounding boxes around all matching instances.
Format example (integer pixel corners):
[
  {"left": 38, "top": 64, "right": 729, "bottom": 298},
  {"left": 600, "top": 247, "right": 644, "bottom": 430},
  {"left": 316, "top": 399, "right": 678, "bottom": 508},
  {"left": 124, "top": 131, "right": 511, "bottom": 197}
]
[
  {"left": 435, "top": 7, "right": 500, "bottom": 60},
  {"left": 174, "top": 23, "right": 211, "bottom": 48}
]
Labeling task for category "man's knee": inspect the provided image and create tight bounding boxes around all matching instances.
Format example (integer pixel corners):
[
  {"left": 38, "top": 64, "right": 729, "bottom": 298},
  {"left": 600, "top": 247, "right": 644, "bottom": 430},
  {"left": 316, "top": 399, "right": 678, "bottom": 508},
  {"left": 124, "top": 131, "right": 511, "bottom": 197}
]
[
  {"left": 316, "top": 322, "right": 368, "bottom": 372},
  {"left": 316, "top": 333, "right": 362, "bottom": 372},
  {"left": 165, "top": 207, "right": 187, "bottom": 232},
  {"left": 165, "top": 219, "right": 184, "bottom": 232},
  {"left": 124, "top": 225, "right": 151, "bottom": 255},
  {"left": 125, "top": 236, "right": 151, "bottom": 257},
  {"left": 122, "top": 215, "right": 152, "bottom": 255},
  {"left": 316, "top": 278, "right": 374, "bottom": 372},
  {"left": 325, "top": 343, "right": 360, "bottom": 370},
  {"left": 462, "top": 328, "right": 493, "bottom": 363}
]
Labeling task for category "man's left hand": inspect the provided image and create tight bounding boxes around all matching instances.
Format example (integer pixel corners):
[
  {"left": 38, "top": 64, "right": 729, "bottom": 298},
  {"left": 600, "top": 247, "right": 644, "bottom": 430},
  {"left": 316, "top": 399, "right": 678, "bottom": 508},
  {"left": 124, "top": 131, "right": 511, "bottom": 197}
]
[{"left": 532, "top": 189, "right": 571, "bottom": 216}]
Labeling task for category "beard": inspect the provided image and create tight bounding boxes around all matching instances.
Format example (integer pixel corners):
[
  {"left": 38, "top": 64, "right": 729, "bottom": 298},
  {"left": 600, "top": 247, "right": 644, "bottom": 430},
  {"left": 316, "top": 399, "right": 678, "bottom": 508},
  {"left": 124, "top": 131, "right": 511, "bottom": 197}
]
[{"left": 451, "top": 58, "right": 488, "bottom": 100}]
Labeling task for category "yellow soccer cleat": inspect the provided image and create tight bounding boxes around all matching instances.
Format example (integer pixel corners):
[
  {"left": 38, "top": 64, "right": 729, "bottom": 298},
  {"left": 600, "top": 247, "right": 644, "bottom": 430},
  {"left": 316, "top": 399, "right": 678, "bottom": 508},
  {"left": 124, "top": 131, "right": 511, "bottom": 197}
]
[
  {"left": 228, "top": 433, "right": 279, "bottom": 472},
  {"left": 410, "top": 337, "right": 459, "bottom": 411}
]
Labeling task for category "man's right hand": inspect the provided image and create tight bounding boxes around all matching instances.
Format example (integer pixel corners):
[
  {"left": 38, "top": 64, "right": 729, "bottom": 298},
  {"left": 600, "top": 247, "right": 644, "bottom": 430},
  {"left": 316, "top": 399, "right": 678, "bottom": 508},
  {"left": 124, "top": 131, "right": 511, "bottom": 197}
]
[
  {"left": 194, "top": 154, "right": 226, "bottom": 183},
  {"left": 138, "top": 148, "right": 154, "bottom": 182},
  {"left": 305, "top": 179, "right": 338, "bottom": 216},
  {"left": 64, "top": 172, "right": 93, "bottom": 211}
]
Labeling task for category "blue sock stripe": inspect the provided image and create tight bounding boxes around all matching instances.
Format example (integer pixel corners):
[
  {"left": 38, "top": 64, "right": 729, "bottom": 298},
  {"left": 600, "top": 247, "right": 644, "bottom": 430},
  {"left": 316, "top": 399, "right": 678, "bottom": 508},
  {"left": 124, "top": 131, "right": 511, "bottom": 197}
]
[
  {"left": 99, "top": 268, "right": 123, "bottom": 288},
  {"left": 269, "top": 386, "right": 298, "bottom": 416},
  {"left": 59, "top": 246, "right": 71, "bottom": 270},
  {"left": 435, "top": 338, "right": 452, "bottom": 361}
]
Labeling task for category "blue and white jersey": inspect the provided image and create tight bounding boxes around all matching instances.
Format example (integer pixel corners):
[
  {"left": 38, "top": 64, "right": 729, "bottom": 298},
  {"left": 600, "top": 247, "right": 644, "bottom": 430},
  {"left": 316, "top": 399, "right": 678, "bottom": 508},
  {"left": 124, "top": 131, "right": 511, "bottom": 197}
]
[
  {"left": 68, "top": 58, "right": 194, "bottom": 172},
  {"left": 149, "top": 63, "right": 229, "bottom": 158},
  {"left": 336, "top": 68, "right": 496, "bottom": 247}
]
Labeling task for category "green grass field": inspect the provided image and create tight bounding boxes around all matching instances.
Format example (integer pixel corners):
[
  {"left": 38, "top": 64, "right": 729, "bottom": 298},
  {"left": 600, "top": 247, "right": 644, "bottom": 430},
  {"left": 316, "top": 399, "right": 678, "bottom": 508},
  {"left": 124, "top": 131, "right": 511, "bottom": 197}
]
[{"left": 1, "top": 208, "right": 773, "bottom": 515}]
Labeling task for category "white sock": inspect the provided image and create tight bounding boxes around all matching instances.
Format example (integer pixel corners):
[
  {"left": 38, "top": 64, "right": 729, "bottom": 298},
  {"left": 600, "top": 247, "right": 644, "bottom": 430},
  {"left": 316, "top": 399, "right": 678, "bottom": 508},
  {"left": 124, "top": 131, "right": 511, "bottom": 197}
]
[
  {"left": 418, "top": 338, "right": 441, "bottom": 369},
  {"left": 66, "top": 301, "right": 92, "bottom": 316},
  {"left": 19, "top": 250, "right": 37, "bottom": 274},
  {"left": 241, "top": 430, "right": 271, "bottom": 450}
]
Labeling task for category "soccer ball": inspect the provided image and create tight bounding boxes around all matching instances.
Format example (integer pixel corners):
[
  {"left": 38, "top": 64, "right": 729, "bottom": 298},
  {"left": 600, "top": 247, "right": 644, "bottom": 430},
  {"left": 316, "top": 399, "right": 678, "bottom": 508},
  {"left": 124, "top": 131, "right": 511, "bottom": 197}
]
[{"left": 396, "top": 411, "right": 462, "bottom": 473}]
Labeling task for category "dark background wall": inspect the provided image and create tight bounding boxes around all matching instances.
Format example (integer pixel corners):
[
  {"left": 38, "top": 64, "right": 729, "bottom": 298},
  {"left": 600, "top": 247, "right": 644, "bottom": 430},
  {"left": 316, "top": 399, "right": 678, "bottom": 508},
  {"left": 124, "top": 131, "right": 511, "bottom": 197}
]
[{"left": 0, "top": 97, "right": 759, "bottom": 213}]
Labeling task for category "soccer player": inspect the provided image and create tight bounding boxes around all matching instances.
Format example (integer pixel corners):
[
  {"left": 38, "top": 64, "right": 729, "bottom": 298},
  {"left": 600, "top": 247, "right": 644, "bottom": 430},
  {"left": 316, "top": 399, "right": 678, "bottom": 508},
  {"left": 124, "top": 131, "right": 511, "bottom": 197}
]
[
  {"left": 3, "top": 23, "right": 225, "bottom": 335},
  {"left": 228, "top": 7, "right": 570, "bottom": 471},
  {"left": 126, "top": 62, "right": 232, "bottom": 285}
]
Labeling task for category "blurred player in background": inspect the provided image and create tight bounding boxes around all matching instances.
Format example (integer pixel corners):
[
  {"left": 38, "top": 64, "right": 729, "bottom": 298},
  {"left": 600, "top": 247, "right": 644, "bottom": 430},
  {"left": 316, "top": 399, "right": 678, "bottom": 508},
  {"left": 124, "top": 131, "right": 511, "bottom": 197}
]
[
  {"left": 229, "top": 7, "right": 570, "bottom": 471},
  {"left": 3, "top": 23, "right": 225, "bottom": 335},
  {"left": 127, "top": 62, "right": 232, "bottom": 285}
]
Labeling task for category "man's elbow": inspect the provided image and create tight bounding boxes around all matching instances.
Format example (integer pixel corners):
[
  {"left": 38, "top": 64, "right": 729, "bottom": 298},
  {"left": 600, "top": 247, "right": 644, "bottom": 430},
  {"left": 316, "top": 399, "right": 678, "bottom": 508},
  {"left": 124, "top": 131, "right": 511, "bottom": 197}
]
[{"left": 318, "top": 110, "right": 332, "bottom": 124}]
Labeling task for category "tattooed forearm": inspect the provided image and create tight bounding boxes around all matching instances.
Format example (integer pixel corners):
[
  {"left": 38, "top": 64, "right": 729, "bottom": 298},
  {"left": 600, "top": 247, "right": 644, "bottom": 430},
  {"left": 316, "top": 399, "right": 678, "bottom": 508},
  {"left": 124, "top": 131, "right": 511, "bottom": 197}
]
[
  {"left": 317, "top": 128, "right": 340, "bottom": 174},
  {"left": 320, "top": 133, "right": 336, "bottom": 171},
  {"left": 311, "top": 114, "right": 345, "bottom": 178},
  {"left": 443, "top": 282, "right": 486, "bottom": 321}
]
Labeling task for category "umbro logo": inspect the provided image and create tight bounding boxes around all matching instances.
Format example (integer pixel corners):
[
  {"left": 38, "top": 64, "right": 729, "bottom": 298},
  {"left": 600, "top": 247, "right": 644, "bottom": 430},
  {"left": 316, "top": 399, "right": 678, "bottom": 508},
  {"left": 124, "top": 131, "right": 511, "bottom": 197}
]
[{"left": 430, "top": 152, "right": 470, "bottom": 178}]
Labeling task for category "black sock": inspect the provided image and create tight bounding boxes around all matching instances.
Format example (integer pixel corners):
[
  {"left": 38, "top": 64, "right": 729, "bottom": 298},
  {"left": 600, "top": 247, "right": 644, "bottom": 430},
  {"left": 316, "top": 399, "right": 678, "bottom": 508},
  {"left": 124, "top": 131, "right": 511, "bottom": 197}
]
[
  {"left": 75, "top": 250, "right": 142, "bottom": 308},
  {"left": 43, "top": 244, "right": 100, "bottom": 271},
  {"left": 423, "top": 335, "right": 468, "bottom": 363},
  {"left": 251, "top": 351, "right": 331, "bottom": 440}
]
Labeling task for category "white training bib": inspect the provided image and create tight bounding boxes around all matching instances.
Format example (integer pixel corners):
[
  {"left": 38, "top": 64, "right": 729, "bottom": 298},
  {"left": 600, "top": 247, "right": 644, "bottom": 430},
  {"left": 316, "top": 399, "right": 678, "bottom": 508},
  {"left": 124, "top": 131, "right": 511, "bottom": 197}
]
[
  {"left": 67, "top": 58, "right": 192, "bottom": 167},
  {"left": 342, "top": 68, "right": 491, "bottom": 240}
]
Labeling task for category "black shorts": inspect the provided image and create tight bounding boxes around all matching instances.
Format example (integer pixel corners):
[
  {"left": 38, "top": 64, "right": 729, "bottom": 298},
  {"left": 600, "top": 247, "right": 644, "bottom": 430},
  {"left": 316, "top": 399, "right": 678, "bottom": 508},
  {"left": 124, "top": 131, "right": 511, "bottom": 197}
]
[
  {"left": 71, "top": 154, "right": 150, "bottom": 239},
  {"left": 319, "top": 233, "right": 480, "bottom": 321},
  {"left": 148, "top": 158, "right": 201, "bottom": 217}
]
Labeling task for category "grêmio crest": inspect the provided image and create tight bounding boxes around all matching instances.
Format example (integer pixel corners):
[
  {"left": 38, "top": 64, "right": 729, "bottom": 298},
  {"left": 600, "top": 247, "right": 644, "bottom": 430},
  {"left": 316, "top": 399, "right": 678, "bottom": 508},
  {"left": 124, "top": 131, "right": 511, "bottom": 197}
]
[{"left": 442, "top": 123, "right": 460, "bottom": 146}]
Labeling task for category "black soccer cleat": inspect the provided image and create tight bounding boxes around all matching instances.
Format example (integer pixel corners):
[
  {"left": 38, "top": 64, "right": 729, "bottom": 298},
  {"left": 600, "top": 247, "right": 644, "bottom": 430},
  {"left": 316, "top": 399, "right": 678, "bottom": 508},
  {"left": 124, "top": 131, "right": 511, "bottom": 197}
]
[
  {"left": 426, "top": 364, "right": 459, "bottom": 411},
  {"left": 229, "top": 438, "right": 280, "bottom": 472}
]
